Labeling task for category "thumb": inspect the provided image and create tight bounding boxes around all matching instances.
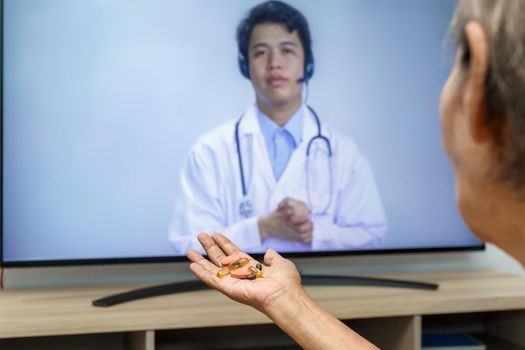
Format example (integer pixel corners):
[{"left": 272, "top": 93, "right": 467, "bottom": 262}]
[
  {"left": 264, "top": 249, "right": 283, "bottom": 266},
  {"left": 277, "top": 197, "right": 290, "bottom": 210}
]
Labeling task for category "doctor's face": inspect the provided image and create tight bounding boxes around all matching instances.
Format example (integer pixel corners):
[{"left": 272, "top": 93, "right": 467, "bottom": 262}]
[{"left": 248, "top": 23, "right": 305, "bottom": 111}]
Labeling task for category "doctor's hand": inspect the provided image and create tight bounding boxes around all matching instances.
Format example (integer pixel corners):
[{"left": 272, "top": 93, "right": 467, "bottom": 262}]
[
  {"left": 258, "top": 208, "right": 313, "bottom": 244},
  {"left": 258, "top": 197, "right": 313, "bottom": 243},
  {"left": 187, "top": 233, "right": 302, "bottom": 314},
  {"left": 278, "top": 197, "right": 312, "bottom": 225}
]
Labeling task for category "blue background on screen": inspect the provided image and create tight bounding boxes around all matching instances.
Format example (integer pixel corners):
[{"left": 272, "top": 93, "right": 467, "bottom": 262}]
[{"left": 2, "top": 0, "right": 481, "bottom": 262}]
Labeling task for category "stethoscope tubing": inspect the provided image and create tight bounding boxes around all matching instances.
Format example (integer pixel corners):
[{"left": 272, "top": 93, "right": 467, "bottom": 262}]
[{"left": 235, "top": 105, "right": 332, "bottom": 217}]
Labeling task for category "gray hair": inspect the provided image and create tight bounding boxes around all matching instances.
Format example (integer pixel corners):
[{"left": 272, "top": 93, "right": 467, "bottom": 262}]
[{"left": 451, "top": 0, "right": 525, "bottom": 188}]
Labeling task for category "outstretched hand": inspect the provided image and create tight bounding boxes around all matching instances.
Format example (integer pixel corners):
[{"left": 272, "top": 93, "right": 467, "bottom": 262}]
[
  {"left": 188, "top": 233, "right": 378, "bottom": 350},
  {"left": 187, "top": 233, "right": 302, "bottom": 313}
]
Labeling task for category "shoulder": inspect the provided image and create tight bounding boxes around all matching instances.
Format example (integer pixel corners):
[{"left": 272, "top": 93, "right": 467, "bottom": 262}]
[
  {"left": 189, "top": 119, "right": 237, "bottom": 159},
  {"left": 320, "top": 122, "right": 377, "bottom": 177},
  {"left": 322, "top": 123, "right": 362, "bottom": 161},
  {"left": 321, "top": 124, "right": 377, "bottom": 186}
]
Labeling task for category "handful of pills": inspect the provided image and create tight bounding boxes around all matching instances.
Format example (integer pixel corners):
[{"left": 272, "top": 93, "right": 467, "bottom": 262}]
[{"left": 216, "top": 253, "right": 264, "bottom": 280}]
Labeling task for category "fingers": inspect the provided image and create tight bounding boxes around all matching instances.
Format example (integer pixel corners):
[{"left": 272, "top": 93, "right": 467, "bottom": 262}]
[
  {"left": 300, "top": 231, "right": 312, "bottom": 244},
  {"left": 298, "top": 220, "right": 313, "bottom": 234},
  {"left": 187, "top": 249, "right": 221, "bottom": 273},
  {"left": 263, "top": 248, "right": 283, "bottom": 266},
  {"left": 188, "top": 262, "right": 220, "bottom": 290},
  {"left": 278, "top": 197, "right": 311, "bottom": 224},
  {"left": 269, "top": 219, "right": 309, "bottom": 243},
  {"left": 211, "top": 233, "right": 241, "bottom": 255},
  {"left": 186, "top": 248, "right": 204, "bottom": 263},
  {"left": 297, "top": 220, "right": 313, "bottom": 243},
  {"left": 277, "top": 197, "right": 291, "bottom": 211},
  {"left": 187, "top": 248, "right": 224, "bottom": 290},
  {"left": 196, "top": 233, "right": 228, "bottom": 266},
  {"left": 272, "top": 222, "right": 303, "bottom": 243},
  {"left": 288, "top": 212, "right": 310, "bottom": 225},
  {"left": 212, "top": 233, "right": 256, "bottom": 264},
  {"left": 278, "top": 197, "right": 297, "bottom": 217}
]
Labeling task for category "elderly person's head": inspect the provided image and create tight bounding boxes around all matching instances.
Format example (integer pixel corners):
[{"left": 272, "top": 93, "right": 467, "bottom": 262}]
[{"left": 440, "top": 0, "right": 525, "bottom": 263}]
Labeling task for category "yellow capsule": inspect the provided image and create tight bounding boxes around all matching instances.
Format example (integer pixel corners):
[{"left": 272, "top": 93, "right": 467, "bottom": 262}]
[
  {"left": 216, "top": 266, "right": 230, "bottom": 278},
  {"left": 248, "top": 266, "right": 264, "bottom": 278},
  {"left": 229, "top": 258, "right": 250, "bottom": 271}
]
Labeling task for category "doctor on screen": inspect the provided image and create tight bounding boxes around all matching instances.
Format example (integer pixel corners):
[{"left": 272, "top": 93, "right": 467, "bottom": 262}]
[{"left": 169, "top": 1, "right": 387, "bottom": 254}]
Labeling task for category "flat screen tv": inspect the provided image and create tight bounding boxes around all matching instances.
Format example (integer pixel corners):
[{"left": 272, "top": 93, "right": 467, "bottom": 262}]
[{"left": 1, "top": 0, "right": 483, "bottom": 269}]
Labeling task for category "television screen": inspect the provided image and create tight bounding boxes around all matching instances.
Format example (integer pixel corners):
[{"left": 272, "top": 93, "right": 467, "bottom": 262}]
[{"left": 1, "top": 0, "right": 482, "bottom": 266}]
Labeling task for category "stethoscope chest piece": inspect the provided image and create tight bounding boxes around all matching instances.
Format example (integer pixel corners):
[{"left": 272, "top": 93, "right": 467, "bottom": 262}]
[{"left": 239, "top": 198, "right": 253, "bottom": 218}]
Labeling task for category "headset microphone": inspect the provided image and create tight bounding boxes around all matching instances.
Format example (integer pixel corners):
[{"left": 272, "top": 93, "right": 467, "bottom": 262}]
[{"left": 296, "top": 61, "right": 314, "bottom": 84}]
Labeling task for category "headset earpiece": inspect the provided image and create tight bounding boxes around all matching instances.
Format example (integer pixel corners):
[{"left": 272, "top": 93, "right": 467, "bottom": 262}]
[
  {"left": 304, "top": 61, "right": 314, "bottom": 82},
  {"left": 238, "top": 52, "right": 250, "bottom": 79}
]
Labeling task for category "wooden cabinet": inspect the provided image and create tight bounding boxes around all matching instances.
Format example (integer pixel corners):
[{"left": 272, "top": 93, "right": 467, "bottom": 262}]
[{"left": 1, "top": 269, "right": 524, "bottom": 350}]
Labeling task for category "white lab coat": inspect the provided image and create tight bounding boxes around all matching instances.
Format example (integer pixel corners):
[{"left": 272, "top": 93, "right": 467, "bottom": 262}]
[{"left": 169, "top": 104, "right": 387, "bottom": 254}]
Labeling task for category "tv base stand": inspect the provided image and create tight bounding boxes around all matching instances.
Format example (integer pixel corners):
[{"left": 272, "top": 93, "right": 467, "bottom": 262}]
[
  {"left": 301, "top": 273, "right": 438, "bottom": 290},
  {"left": 92, "top": 273, "right": 438, "bottom": 307}
]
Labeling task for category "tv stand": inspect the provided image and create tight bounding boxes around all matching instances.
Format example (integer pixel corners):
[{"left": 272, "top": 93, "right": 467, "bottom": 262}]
[
  {"left": 1, "top": 269, "right": 524, "bottom": 350},
  {"left": 92, "top": 273, "right": 438, "bottom": 307},
  {"left": 92, "top": 280, "right": 208, "bottom": 307},
  {"left": 301, "top": 273, "right": 438, "bottom": 290}
]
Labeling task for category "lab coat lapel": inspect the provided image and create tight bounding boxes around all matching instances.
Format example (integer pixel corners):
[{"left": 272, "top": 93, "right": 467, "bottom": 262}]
[
  {"left": 276, "top": 105, "right": 318, "bottom": 188},
  {"left": 238, "top": 104, "right": 277, "bottom": 192}
]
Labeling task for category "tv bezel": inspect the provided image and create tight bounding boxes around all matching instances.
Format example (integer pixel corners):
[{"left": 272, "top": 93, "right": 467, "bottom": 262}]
[
  {"left": 0, "top": 0, "right": 485, "bottom": 269},
  {"left": 0, "top": 245, "right": 485, "bottom": 268}
]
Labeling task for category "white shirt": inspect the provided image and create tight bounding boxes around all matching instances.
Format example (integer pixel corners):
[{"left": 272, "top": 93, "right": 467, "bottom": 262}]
[{"left": 169, "top": 103, "right": 387, "bottom": 254}]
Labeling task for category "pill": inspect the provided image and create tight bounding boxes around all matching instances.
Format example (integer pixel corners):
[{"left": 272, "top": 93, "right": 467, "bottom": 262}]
[
  {"left": 229, "top": 258, "right": 249, "bottom": 270},
  {"left": 216, "top": 266, "right": 231, "bottom": 278},
  {"left": 230, "top": 266, "right": 253, "bottom": 279},
  {"left": 221, "top": 253, "right": 241, "bottom": 266},
  {"left": 256, "top": 263, "right": 263, "bottom": 271},
  {"left": 248, "top": 265, "right": 264, "bottom": 278},
  {"left": 246, "top": 274, "right": 257, "bottom": 280}
]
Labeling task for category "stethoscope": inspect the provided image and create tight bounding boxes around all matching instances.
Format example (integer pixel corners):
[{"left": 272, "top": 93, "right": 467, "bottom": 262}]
[{"left": 235, "top": 105, "right": 333, "bottom": 218}]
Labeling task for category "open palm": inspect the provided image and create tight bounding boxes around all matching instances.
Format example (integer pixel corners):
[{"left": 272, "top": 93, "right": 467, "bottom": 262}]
[{"left": 187, "top": 233, "right": 302, "bottom": 313}]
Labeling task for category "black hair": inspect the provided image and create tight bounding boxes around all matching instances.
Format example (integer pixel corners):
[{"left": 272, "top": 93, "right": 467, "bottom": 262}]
[{"left": 236, "top": 1, "right": 314, "bottom": 80}]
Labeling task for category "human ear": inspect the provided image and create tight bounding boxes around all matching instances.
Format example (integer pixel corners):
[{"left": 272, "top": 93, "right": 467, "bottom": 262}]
[{"left": 462, "top": 21, "right": 492, "bottom": 143}]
